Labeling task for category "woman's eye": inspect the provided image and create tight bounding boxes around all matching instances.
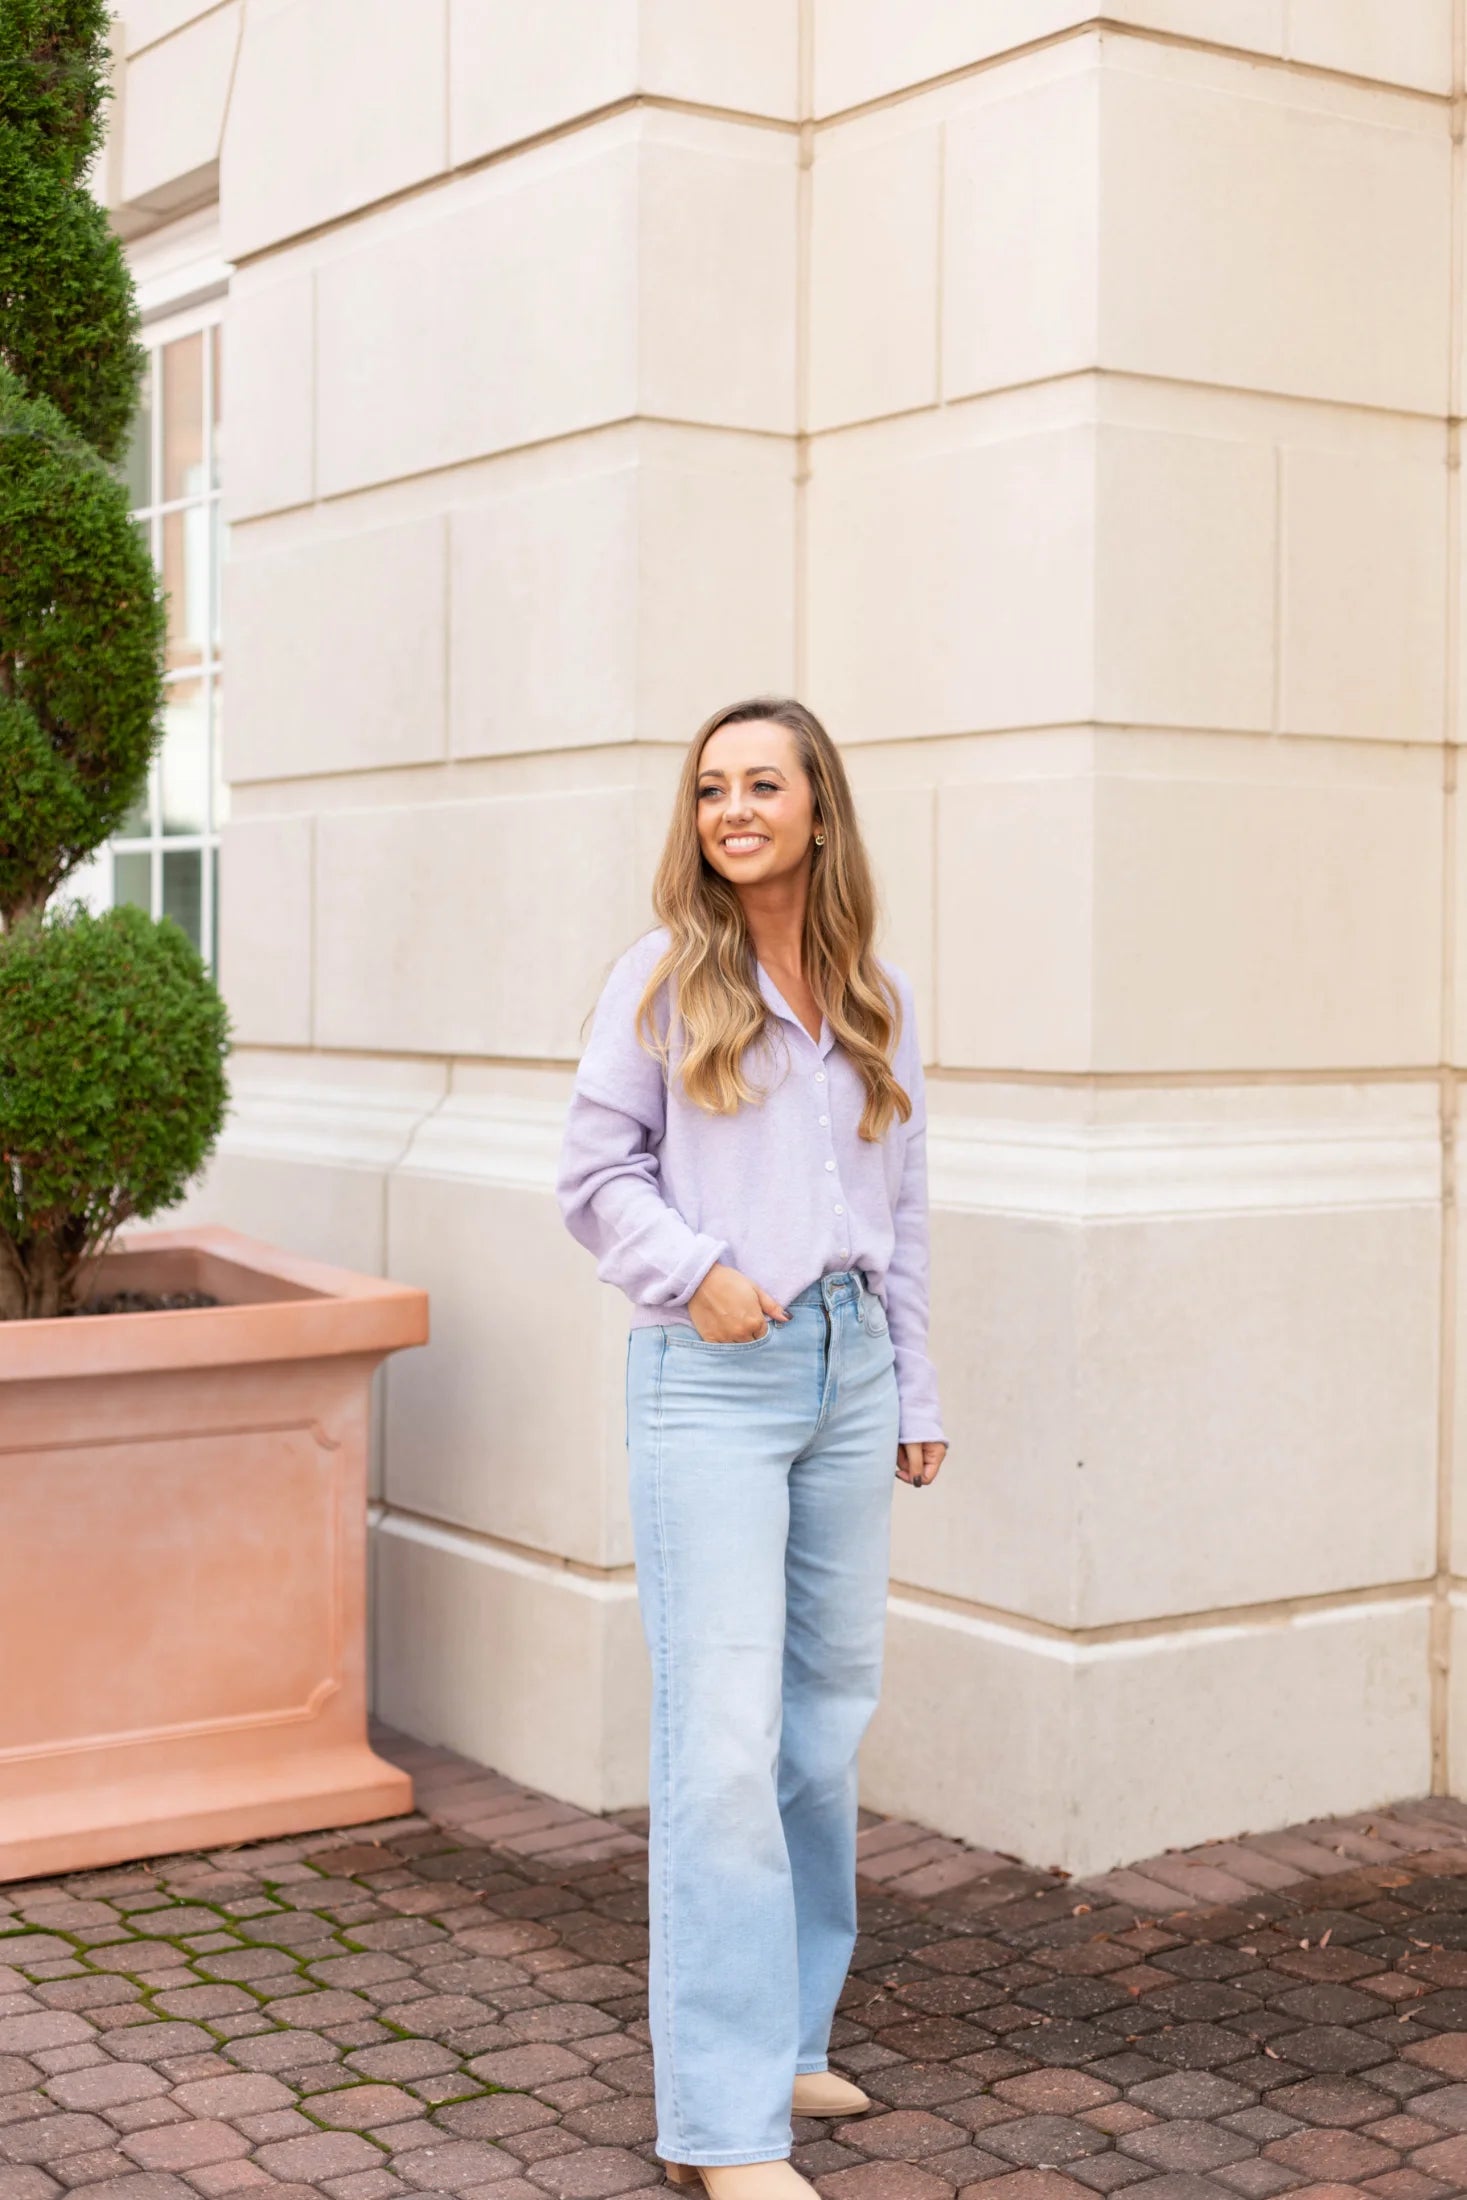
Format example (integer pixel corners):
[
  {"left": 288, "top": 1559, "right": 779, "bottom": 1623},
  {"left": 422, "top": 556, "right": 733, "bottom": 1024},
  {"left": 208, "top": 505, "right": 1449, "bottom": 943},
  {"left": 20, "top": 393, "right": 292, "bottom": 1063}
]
[
  {"left": 697, "top": 786, "right": 721, "bottom": 800},
  {"left": 753, "top": 780, "right": 779, "bottom": 794}
]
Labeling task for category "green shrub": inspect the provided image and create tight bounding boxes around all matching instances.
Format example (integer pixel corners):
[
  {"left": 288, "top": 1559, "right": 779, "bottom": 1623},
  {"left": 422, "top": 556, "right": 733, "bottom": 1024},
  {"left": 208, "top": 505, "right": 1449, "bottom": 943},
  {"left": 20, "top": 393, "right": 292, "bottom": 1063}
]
[
  {"left": 0, "top": 367, "right": 165, "bottom": 920},
  {"left": 0, "top": 906, "right": 229, "bottom": 1317},
  {"left": 0, "top": 0, "right": 144, "bottom": 464},
  {"left": 0, "top": 1, "right": 229, "bottom": 1318}
]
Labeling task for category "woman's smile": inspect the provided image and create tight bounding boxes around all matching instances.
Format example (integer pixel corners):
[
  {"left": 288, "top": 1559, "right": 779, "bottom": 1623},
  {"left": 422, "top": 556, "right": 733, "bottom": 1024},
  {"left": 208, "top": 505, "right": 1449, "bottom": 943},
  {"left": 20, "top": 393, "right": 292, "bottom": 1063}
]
[{"left": 722, "top": 833, "right": 770, "bottom": 854}]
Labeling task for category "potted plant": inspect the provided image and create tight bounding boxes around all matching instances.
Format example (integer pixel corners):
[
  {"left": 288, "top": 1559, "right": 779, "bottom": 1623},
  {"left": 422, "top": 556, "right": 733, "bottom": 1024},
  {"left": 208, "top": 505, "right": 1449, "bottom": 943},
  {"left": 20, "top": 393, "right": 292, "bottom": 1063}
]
[{"left": 0, "top": 0, "right": 426, "bottom": 1880}]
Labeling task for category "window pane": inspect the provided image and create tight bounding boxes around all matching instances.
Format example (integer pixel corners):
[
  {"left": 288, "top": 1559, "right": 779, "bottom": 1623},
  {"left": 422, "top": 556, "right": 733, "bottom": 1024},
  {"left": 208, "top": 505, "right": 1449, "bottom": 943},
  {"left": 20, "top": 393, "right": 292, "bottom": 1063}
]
[
  {"left": 116, "top": 761, "right": 153, "bottom": 840},
  {"left": 114, "top": 848, "right": 152, "bottom": 913},
  {"left": 162, "top": 332, "right": 204, "bottom": 504},
  {"left": 161, "top": 506, "right": 209, "bottom": 671},
  {"left": 122, "top": 360, "right": 152, "bottom": 510},
  {"left": 162, "top": 847, "right": 202, "bottom": 950},
  {"left": 160, "top": 679, "right": 208, "bottom": 835},
  {"left": 210, "top": 323, "right": 222, "bottom": 491},
  {"left": 210, "top": 500, "right": 224, "bottom": 652}
]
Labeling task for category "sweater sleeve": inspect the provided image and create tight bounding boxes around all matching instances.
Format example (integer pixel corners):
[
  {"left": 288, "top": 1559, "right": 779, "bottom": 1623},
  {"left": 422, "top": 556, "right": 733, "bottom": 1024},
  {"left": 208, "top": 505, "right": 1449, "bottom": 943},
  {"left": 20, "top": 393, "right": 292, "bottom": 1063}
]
[
  {"left": 556, "top": 938, "right": 730, "bottom": 1311},
  {"left": 884, "top": 971, "right": 945, "bottom": 1445}
]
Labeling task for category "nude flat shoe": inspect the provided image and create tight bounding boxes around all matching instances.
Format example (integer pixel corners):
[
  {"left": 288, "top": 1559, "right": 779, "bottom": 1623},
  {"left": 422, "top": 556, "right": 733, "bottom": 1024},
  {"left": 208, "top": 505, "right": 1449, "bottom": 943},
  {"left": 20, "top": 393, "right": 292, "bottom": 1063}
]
[
  {"left": 662, "top": 2162, "right": 817, "bottom": 2197},
  {"left": 791, "top": 2071, "right": 871, "bottom": 2118}
]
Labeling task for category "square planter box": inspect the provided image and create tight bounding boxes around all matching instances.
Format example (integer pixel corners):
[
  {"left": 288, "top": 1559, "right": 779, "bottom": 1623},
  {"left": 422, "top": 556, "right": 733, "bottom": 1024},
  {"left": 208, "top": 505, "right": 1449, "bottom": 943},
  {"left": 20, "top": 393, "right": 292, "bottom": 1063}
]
[{"left": 0, "top": 1225, "right": 428, "bottom": 1883}]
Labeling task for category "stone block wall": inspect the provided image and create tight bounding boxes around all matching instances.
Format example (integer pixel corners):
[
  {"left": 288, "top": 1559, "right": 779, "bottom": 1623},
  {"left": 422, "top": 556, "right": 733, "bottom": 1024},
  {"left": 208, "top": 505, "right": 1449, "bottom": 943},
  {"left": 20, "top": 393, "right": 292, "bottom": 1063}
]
[{"left": 105, "top": 0, "right": 1463, "bottom": 1874}]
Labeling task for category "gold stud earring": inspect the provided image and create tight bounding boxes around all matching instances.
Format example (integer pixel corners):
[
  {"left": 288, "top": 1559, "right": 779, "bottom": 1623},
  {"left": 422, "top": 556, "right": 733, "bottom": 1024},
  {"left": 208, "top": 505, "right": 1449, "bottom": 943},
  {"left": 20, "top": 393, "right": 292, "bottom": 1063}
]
[{"left": 814, "top": 832, "right": 826, "bottom": 846}]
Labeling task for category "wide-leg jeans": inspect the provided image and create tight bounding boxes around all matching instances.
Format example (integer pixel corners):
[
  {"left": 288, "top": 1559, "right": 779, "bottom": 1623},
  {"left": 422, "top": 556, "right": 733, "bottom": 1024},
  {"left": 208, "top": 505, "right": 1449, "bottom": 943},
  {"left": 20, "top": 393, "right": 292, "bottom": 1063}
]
[{"left": 625, "top": 1269, "right": 901, "bottom": 2167}]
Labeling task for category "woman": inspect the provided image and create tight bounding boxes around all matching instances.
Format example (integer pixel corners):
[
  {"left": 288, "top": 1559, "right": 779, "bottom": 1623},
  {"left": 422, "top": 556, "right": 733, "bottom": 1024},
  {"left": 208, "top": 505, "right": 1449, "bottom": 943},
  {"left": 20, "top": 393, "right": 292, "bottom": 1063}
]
[{"left": 556, "top": 697, "right": 946, "bottom": 2199}]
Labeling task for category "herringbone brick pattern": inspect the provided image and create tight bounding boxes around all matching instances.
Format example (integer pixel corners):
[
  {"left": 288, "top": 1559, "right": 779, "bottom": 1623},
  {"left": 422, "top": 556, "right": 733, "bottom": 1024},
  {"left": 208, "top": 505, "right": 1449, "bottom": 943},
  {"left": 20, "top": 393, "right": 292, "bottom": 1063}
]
[{"left": 6, "top": 1733, "right": 1467, "bottom": 2200}]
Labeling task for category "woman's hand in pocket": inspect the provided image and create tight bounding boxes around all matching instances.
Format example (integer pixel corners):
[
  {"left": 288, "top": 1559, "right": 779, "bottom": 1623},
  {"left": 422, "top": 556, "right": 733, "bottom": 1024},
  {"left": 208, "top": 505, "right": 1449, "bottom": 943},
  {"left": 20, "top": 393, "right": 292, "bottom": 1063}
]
[
  {"left": 687, "top": 1263, "right": 790, "bottom": 1343},
  {"left": 898, "top": 1440, "right": 947, "bottom": 1488}
]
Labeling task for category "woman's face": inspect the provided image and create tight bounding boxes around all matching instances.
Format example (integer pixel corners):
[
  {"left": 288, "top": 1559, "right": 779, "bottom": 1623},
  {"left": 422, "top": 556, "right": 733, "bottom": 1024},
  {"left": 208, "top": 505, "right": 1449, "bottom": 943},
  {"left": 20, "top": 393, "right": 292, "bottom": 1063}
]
[{"left": 695, "top": 720, "right": 820, "bottom": 889}]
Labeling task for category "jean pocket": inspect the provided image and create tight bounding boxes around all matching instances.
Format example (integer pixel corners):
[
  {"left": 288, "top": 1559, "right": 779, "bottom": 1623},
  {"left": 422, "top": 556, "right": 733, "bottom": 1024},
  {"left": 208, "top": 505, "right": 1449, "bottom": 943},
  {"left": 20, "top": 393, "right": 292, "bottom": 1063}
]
[
  {"left": 666, "top": 1320, "right": 776, "bottom": 1353},
  {"left": 863, "top": 1297, "right": 889, "bottom": 1337}
]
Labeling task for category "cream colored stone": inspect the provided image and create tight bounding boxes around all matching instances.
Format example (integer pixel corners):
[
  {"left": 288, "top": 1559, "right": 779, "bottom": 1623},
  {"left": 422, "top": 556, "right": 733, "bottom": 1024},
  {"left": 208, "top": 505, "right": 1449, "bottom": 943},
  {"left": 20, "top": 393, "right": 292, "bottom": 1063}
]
[
  {"left": 810, "top": 3, "right": 1285, "bottom": 118},
  {"left": 1280, "top": 444, "right": 1448, "bottom": 743},
  {"left": 216, "top": 816, "right": 313, "bottom": 1045},
  {"left": 315, "top": 134, "right": 637, "bottom": 498},
  {"left": 452, "top": 468, "right": 639, "bottom": 758},
  {"left": 221, "top": 0, "right": 448, "bottom": 261},
  {"left": 935, "top": 771, "right": 1094, "bottom": 1071},
  {"left": 385, "top": 1169, "right": 630, "bottom": 1570},
  {"left": 633, "top": 456, "right": 796, "bottom": 743},
  {"left": 170, "top": 1151, "right": 387, "bottom": 1284},
  {"left": 177, "top": 1051, "right": 447, "bottom": 1275},
  {"left": 807, "top": 421, "right": 1094, "bottom": 742},
  {"left": 1453, "top": 794, "right": 1467, "bottom": 1071},
  {"left": 449, "top": 0, "right": 798, "bottom": 163},
  {"left": 313, "top": 792, "right": 641, "bottom": 1057},
  {"left": 1448, "top": 1598, "right": 1467, "bottom": 1799},
  {"left": 901, "top": 1083, "right": 1440, "bottom": 1623},
  {"left": 937, "top": 734, "right": 1443, "bottom": 1072},
  {"left": 449, "top": 0, "right": 635, "bottom": 162},
  {"left": 637, "top": 0, "right": 799, "bottom": 120},
  {"left": 226, "top": 517, "right": 447, "bottom": 781},
  {"left": 314, "top": 116, "right": 793, "bottom": 499},
  {"left": 123, "top": 0, "right": 235, "bottom": 53},
  {"left": 894, "top": 1205, "right": 1082, "bottom": 1626},
  {"left": 941, "top": 70, "right": 1099, "bottom": 403},
  {"left": 372, "top": 1518, "right": 649, "bottom": 1812},
  {"left": 1070, "top": 1201, "right": 1438, "bottom": 1624},
  {"left": 1449, "top": 1128, "right": 1467, "bottom": 1574},
  {"left": 222, "top": 276, "right": 314, "bottom": 522},
  {"left": 1090, "top": 736, "right": 1443, "bottom": 1072},
  {"left": 636, "top": 126, "right": 797, "bottom": 434},
  {"left": 1099, "top": 53, "right": 1451, "bottom": 414},
  {"left": 1287, "top": 0, "right": 1454, "bottom": 93},
  {"left": 118, "top": 1, "right": 238, "bottom": 212},
  {"left": 1096, "top": 425, "right": 1276, "bottom": 731},
  {"left": 1114, "top": 0, "right": 1285, "bottom": 44},
  {"left": 809, "top": 125, "right": 940, "bottom": 430},
  {"left": 449, "top": 447, "right": 795, "bottom": 758},
  {"left": 865, "top": 1593, "right": 1432, "bottom": 1876},
  {"left": 845, "top": 777, "right": 936, "bottom": 1047}
]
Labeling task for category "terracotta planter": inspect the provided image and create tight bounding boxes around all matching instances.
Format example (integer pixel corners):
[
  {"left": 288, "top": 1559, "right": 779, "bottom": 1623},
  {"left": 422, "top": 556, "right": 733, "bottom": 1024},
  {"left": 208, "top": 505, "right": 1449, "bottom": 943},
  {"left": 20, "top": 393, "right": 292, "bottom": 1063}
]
[{"left": 0, "top": 1225, "right": 428, "bottom": 1883}]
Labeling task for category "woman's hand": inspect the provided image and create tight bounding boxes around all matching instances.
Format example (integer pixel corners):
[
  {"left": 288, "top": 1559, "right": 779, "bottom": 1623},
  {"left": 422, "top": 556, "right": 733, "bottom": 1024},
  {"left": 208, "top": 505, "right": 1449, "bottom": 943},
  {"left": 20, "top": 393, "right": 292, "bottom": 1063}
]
[
  {"left": 898, "top": 1440, "right": 946, "bottom": 1488},
  {"left": 688, "top": 1262, "right": 789, "bottom": 1343}
]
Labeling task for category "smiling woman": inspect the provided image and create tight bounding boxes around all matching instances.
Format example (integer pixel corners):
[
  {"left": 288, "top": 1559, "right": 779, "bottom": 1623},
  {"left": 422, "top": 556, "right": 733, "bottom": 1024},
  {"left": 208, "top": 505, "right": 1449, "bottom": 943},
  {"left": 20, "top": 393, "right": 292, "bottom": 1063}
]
[{"left": 555, "top": 696, "right": 946, "bottom": 2199}]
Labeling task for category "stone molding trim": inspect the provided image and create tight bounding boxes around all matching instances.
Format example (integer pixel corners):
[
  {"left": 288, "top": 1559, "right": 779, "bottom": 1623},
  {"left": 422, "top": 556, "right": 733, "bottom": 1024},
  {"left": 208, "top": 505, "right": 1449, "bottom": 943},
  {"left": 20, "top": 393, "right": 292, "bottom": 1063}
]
[
  {"left": 369, "top": 1503, "right": 640, "bottom": 1603},
  {"left": 220, "top": 1079, "right": 448, "bottom": 1169},
  {"left": 220, "top": 1075, "right": 1442, "bottom": 1220}
]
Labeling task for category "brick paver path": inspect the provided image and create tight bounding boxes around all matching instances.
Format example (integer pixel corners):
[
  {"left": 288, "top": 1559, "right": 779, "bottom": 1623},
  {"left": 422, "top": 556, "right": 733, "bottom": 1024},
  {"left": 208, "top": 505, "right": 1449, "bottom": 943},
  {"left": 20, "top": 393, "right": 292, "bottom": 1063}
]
[{"left": 8, "top": 1739, "right": 1467, "bottom": 2200}]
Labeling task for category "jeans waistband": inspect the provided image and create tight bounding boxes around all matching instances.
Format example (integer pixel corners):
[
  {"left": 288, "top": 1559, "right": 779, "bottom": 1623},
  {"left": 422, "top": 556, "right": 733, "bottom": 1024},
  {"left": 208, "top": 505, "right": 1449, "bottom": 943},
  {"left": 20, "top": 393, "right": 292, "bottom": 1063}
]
[{"left": 786, "top": 1269, "right": 869, "bottom": 1312}]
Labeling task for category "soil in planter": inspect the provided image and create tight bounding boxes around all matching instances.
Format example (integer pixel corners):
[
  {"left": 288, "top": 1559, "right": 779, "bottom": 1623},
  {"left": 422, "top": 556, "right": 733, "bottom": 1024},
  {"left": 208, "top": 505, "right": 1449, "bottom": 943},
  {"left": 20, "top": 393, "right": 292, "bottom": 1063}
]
[{"left": 70, "top": 1289, "right": 222, "bottom": 1316}]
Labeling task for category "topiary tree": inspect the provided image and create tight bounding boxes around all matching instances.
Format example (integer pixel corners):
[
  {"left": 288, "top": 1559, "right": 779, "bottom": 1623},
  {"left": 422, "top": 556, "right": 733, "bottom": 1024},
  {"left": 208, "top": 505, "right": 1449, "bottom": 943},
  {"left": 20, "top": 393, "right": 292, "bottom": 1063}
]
[{"left": 0, "top": 0, "right": 230, "bottom": 1319}]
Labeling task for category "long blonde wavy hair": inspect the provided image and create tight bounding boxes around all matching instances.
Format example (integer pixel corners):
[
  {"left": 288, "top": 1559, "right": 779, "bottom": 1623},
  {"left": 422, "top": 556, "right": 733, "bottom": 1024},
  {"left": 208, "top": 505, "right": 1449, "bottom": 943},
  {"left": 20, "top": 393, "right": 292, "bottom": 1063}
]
[{"left": 634, "top": 697, "right": 911, "bottom": 1142}]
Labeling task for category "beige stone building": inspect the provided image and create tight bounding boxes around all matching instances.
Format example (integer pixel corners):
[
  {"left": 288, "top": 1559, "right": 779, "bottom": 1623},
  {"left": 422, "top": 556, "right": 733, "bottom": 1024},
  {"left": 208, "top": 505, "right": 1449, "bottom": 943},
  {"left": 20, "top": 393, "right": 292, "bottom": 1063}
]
[{"left": 98, "top": 0, "right": 1463, "bottom": 1877}]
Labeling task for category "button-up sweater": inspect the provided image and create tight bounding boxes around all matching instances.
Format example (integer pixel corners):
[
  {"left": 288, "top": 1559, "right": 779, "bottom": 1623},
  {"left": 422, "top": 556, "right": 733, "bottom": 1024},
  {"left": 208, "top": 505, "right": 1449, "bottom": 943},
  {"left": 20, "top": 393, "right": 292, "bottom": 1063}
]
[{"left": 555, "top": 927, "right": 944, "bottom": 1443}]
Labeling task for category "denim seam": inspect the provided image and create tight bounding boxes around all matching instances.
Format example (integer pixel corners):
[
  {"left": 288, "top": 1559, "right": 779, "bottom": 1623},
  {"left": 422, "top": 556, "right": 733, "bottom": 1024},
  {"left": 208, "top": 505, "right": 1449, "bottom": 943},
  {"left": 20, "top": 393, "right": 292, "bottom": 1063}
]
[
  {"left": 650, "top": 1323, "right": 686, "bottom": 2156},
  {"left": 811, "top": 1291, "right": 841, "bottom": 1440},
  {"left": 674, "top": 2148, "right": 794, "bottom": 2168}
]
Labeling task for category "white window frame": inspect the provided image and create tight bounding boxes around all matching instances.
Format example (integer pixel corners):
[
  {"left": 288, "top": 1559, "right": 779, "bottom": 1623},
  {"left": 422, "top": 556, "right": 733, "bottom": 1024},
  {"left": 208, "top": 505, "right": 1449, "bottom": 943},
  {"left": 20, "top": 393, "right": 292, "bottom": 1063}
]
[{"left": 97, "top": 218, "right": 230, "bottom": 969}]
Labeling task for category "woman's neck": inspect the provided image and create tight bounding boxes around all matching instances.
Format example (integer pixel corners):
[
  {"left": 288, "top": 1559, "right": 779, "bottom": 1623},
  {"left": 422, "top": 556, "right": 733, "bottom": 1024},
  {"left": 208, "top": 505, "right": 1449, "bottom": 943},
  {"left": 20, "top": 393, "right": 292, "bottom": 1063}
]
[{"left": 738, "top": 877, "right": 808, "bottom": 981}]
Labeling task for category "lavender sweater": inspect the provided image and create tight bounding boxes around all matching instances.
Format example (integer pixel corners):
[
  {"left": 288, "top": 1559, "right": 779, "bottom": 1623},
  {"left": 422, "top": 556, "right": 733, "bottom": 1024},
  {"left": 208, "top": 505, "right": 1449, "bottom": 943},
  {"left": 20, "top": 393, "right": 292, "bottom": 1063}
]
[{"left": 555, "top": 928, "right": 944, "bottom": 1444}]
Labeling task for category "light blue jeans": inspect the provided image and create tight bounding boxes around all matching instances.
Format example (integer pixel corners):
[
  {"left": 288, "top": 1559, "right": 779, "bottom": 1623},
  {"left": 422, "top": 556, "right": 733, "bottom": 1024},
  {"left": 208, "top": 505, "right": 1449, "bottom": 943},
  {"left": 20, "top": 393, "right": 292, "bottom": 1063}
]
[{"left": 626, "top": 1269, "right": 900, "bottom": 2167}]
